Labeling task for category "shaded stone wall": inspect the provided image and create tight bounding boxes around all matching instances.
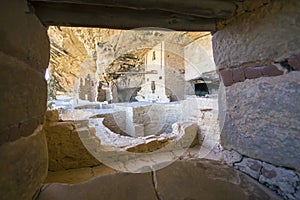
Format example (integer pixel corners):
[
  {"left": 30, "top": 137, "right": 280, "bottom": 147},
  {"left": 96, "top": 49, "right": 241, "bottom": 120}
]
[
  {"left": 213, "top": 0, "right": 300, "bottom": 172},
  {"left": 184, "top": 34, "right": 216, "bottom": 81},
  {"left": 44, "top": 111, "right": 101, "bottom": 171},
  {"left": 0, "top": 0, "right": 49, "bottom": 199},
  {"left": 164, "top": 43, "right": 188, "bottom": 100},
  {"left": 78, "top": 74, "right": 97, "bottom": 101}
]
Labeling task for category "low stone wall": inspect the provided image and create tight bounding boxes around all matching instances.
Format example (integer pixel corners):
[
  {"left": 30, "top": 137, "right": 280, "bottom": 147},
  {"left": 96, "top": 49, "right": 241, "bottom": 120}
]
[
  {"left": 182, "top": 97, "right": 219, "bottom": 145},
  {"left": 44, "top": 111, "right": 101, "bottom": 171},
  {"left": 92, "top": 111, "right": 127, "bottom": 136},
  {"left": 223, "top": 150, "right": 300, "bottom": 200}
]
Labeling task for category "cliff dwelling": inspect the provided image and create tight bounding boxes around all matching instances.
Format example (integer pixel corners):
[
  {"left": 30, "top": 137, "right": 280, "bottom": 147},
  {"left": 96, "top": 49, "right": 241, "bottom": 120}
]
[{"left": 1, "top": 1, "right": 300, "bottom": 200}]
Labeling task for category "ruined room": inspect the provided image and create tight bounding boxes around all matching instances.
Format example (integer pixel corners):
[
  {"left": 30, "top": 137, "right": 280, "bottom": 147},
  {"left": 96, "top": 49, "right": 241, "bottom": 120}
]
[{"left": 0, "top": 0, "right": 299, "bottom": 200}]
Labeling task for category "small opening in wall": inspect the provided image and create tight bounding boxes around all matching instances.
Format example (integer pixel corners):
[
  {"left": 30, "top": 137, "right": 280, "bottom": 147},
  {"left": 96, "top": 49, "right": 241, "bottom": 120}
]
[
  {"left": 152, "top": 51, "right": 156, "bottom": 60},
  {"left": 195, "top": 79, "right": 209, "bottom": 97}
]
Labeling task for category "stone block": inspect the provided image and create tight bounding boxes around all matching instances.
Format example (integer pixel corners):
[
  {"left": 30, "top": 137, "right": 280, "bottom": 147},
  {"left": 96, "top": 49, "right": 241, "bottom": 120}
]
[
  {"left": 234, "top": 157, "right": 262, "bottom": 179},
  {"left": 259, "top": 162, "right": 299, "bottom": 199},
  {"left": 262, "top": 63, "right": 283, "bottom": 76},
  {"left": 288, "top": 53, "right": 300, "bottom": 71},
  {"left": 244, "top": 67, "right": 263, "bottom": 79},
  {"left": 213, "top": 0, "right": 300, "bottom": 69},
  {"left": 220, "top": 72, "right": 300, "bottom": 171},
  {"left": 155, "top": 160, "right": 281, "bottom": 200},
  {"left": 172, "top": 122, "right": 199, "bottom": 148},
  {"left": 0, "top": 126, "right": 48, "bottom": 200},
  {"left": 219, "top": 68, "right": 233, "bottom": 86},
  {"left": 0, "top": 1, "right": 50, "bottom": 72},
  {"left": 45, "top": 121, "right": 101, "bottom": 171},
  {"left": 0, "top": 52, "right": 47, "bottom": 141},
  {"left": 222, "top": 150, "right": 242, "bottom": 166},
  {"left": 38, "top": 172, "right": 157, "bottom": 200},
  {"left": 232, "top": 67, "right": 245, "bottom": 83},
  {"left": 133, "top": 123, "right": 144, "bottom": 137},
  {"left": 45, "top": 110, "right": 59, "bottom": 122}
]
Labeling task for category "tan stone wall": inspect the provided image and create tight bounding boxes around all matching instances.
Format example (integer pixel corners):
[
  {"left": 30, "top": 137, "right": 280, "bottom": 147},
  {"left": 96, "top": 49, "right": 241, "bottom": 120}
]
[
  {"left": 164, "top": 43, "right": 187, "bottom": 100},
  {"left": 0, "top": 0, "right": 49, "bottom": 199},
  {"left": 213, "top": 0, "right": 300, "bottom": 172},
  {"left": 184, "top": 34, "right": 216, "bottom": 81}
]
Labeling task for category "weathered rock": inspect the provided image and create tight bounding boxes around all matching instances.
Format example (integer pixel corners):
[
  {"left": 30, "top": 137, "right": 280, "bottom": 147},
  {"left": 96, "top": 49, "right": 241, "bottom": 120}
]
[
  {"left": 37, "top": 160, "right": 280, "bottom": 200},
  {"left": 294, "top": 185, "right": 300, "bottom": 200},
  {"left": 222, "top": 149, "right": 242, "bottom": 166},
  {"left": 1, "top": 0, "right": 49, "bottom": 143},
  {"left": 259, "top": 162, "right": 299, "bottom": 199},
  {"left": 155, "top": 160, "right": 280, "bottom": 200},
  {"left": 220, "top": 72, "right": 300, "bottom": 171},
  {"left": 0, "top": 126, "right": 48, "bottom": 200},
  {"left": 288, "top": 53, "right": 300, "bottom": 71},
  {"left": 44, "top": 121, "right": 101, "bottom": 171},
  {"left": 234, "top": 157, "right": 262, "bottom": 179},
  {"left": 125, "top": 137, "right": 169, "bottom": 153},
  {"left": 172, "top": 122, "right": 199, "bottom": 148},
  {"left": 44, "top": 110, "right": 59, "bottom": 122},
  {"left": 213, "top": 0, "right": 300, "bottom": 69}
]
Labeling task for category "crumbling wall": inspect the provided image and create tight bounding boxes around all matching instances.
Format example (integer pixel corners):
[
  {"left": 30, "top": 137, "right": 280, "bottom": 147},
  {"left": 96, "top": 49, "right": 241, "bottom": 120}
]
[
  {"left": 0, "top": 0, "right": 49, "bottom": 199},
  {"left": 44, "top": 111, "right": 101, "bottom": 171},
  {"left": 214, "top": 0, "right": 300, "bottom": 173}
]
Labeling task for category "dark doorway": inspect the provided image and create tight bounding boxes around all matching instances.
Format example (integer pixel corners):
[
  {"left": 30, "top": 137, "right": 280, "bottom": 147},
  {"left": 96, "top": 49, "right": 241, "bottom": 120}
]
[{"left": 195, "top": 81, "right": 209, "bottom": 97}]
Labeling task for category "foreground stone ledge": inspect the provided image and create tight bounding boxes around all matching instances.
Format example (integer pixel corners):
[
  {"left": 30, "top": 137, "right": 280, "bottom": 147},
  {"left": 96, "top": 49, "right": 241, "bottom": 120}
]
[
  {"left": 0, "top": 126, "right": 48, "bottom": 200},
  {"left": 37, "top": 160, "right": 281, "bottom": 200}
]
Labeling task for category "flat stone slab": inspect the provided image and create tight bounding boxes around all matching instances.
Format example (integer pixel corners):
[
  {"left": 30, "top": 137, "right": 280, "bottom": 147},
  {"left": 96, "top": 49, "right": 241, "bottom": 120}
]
[
  {"left": 155, "top": 160, "right": 281, "bottom": 200},
  {"left": 38, "top": 173, "right": 157, "bottom": 200},
  {"left": 38, "top": 160, "right": 281, "bottom": 200}
]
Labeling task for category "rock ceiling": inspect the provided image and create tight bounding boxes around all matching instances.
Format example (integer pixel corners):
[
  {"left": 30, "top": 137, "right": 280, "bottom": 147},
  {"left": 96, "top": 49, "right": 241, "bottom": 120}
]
[{"left": 47, "top": 26, "right": 210, "bottom": 93}]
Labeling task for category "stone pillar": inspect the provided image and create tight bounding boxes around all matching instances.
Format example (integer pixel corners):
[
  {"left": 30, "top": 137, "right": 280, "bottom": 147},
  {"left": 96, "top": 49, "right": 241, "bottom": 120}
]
[
  {"left": 213, "top": 0, "right": 300, "bottom": 172},
  {"left": 0, "top": 0, "right": 49, "bottom": 199}
]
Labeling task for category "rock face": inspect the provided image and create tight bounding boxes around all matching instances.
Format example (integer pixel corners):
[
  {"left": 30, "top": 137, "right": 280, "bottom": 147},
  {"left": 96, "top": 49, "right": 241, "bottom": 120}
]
[
  {"left": 259, "top": 162, "right": 299, "bottom": 200},
  {"left": 0, "top": 1, "right": 49, "bottom": 200},
  {"left": 0, "top": 126, "right": 48, "bottom": 200},
  {"left": 37, "top": 160, "right": 281, "bottom": 200},
  {"left": 48, "top": 27, "right": 121, "bottom": 93},
  {"left": 213, "top": 0, "right": 300, "bottom": 70},
  {"left": 220, "top": 72, "right": 300, "bottom": 171},
  {"left": 48, "top": 27, "right": 209, "bottom": 96}
]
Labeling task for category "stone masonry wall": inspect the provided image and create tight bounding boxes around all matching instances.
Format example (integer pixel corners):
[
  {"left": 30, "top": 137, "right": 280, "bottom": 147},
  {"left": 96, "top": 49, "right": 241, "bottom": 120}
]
[
  {"left": 223, "top": 150, "right": 300, "bottom": 200},
  {"left": 213, "top": 0, "right": 300, "bottom": 178},
  {"left": 0, "top": 0, "right": 49, "bottom": 199}
]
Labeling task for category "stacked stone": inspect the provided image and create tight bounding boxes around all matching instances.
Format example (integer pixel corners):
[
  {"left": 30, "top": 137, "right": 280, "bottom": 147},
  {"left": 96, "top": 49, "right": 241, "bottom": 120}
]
[{"left": 213, "top": 1, "right": 300, "bottom": 199}]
